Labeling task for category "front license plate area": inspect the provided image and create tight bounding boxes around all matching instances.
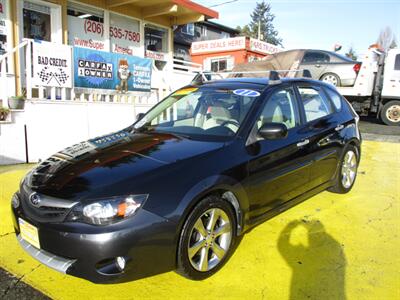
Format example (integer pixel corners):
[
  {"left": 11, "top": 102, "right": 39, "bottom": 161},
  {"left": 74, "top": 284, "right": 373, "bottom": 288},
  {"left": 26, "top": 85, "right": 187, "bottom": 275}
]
[{"left": 19, "top": 218, "right": 40, "bottom": 249}]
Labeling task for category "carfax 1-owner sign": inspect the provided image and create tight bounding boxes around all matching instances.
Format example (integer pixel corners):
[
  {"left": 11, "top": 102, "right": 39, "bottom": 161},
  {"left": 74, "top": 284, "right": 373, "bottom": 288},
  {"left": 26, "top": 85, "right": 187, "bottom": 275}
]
[
  {"left": 32, "top": 41, "right": 73, "bottom": 88},
  {"left": 73, "top": 47, "right": 152, "bottom": 92}
]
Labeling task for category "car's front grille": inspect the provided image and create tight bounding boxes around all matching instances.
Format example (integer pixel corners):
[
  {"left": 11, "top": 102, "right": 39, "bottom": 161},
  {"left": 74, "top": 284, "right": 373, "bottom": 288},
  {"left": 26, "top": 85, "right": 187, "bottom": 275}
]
[{"left": 19, "top": 185, "right": 77, "bottom": 223}]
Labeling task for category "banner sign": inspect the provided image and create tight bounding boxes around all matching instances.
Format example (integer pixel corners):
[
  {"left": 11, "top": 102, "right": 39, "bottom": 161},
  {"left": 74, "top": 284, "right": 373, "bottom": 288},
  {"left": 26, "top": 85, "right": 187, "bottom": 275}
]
[
  {"left": 145, "top": 50, "right": 167, "bottom": 61},
  {"left": 32, "top": 41, "right": 73, "bottom": 88},
  {"left": 249, "top": 38, "right": 282, "bottom": 55},
  {"left": 73, "top": 47, "right": 152, "bottom": 92},
  {"left": 110, "top": 13, "right": 140, "bottom": 56},
  {"left": 191, "top": 37, "right": 246, "bottom": 54},
  {"left": 68, "top": 16, "right": 106, "bottom": 51}
]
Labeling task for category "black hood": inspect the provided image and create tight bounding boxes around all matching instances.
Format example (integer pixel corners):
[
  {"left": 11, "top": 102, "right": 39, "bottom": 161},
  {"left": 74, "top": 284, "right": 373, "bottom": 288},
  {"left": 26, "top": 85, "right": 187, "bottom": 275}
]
[{"left": 26, "top": 130, "right": 224, "bottom": 200}]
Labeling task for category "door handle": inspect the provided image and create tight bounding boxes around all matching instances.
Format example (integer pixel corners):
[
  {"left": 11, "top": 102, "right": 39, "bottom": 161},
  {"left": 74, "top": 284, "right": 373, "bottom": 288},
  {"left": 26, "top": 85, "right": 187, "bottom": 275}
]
[
  {"left": 335, "top": 124, "right": 344, "bottom": 131},
  {"left": 315, "top": 64, "right": 321, "bottom": 68},
  {"left": 297, "top": 139, "right": 310, "bottom": 147}
]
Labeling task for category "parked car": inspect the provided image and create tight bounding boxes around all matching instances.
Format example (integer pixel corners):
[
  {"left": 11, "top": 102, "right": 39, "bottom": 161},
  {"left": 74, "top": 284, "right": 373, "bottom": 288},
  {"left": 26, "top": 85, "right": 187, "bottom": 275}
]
[
  {"left": 232, "top": 49, "right": 361, "bottom": 87},
  {"left": 11, "top": 74, "right": 361, "bottom": 283}
]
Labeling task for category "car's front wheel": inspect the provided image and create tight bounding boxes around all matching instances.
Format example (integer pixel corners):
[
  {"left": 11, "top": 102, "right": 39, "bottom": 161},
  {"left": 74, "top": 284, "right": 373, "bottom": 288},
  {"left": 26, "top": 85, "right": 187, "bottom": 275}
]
[
  {"left": 329, "top": 144, "right": 359, "bottom": 194},
  {"left": 176, "top": 195, "right": 236, "bottom": 280}
]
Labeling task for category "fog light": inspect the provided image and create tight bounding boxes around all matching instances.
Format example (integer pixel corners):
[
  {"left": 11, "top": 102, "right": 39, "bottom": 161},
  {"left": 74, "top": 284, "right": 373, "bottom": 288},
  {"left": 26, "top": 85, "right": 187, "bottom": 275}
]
[
  {"left": 12, "top": 194, "right": 20, "bottom": 209},
  {"left": 116, "top": 256, "right": 126, "bottom": 271}
]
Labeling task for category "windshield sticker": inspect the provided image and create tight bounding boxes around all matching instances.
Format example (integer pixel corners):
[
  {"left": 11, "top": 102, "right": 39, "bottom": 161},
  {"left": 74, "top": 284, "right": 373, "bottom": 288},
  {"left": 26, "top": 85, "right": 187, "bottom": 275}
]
[
  {"left": 233, "top": 89, "right": 260, "bottom": 97},
  {"left": 173, "top": 87, "right": 198, "bottom": 96}
]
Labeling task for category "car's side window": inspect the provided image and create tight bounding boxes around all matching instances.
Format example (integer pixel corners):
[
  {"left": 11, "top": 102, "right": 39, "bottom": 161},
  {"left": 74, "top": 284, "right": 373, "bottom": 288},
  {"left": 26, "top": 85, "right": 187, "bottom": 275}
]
[
  {"left": 298, "top": 87, "right": 334, "bottom": 122},
  {"left": 302, "top": 51, "right": 330, "bottom": 64},
  {"left": 256, "top": 88, "right": 300, "bottom": 130},
  {"left": 324, "top": 88, "right": 342, "bottom": 111}
]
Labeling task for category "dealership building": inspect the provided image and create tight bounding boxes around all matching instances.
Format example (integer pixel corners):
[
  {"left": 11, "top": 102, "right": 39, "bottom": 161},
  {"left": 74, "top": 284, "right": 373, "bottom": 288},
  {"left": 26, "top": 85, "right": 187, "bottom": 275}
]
[
  {"left": 0, "top": 0, "right": 217, "bottom": 164},
  {"left": 191, "top": 36, "right": 283, "bottom": 72}
]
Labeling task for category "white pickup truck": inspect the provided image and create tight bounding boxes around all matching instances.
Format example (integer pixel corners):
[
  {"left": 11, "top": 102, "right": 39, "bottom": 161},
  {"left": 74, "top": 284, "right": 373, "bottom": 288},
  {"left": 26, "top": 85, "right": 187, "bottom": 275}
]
[{"left": 337, "top": 48, "right": 400, "bottom": 126}]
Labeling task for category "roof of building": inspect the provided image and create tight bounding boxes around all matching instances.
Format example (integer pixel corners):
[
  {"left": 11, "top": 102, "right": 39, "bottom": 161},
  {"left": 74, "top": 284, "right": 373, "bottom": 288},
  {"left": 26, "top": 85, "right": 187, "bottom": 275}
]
[{"left": 106, "top": 0, "right": 218, "bottom": 25}]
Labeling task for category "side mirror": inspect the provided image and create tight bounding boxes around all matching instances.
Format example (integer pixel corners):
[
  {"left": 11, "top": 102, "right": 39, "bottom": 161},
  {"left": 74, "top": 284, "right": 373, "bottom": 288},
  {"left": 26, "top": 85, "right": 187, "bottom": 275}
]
[
  {"left": 136, "top": 113, "right": 145, "bottom": 121},
  {"left": 258, "top": 123, "right": 288, "bottom": 140}
]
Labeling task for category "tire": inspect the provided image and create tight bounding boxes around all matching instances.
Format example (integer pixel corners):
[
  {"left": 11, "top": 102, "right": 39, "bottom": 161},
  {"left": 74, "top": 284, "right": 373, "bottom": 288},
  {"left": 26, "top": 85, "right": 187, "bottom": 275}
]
[
  {"left": 329, "top": 144, "right": 359, "bottom": 194},
  {"left": 176, "top": 195, "right": 236, "bottom": 280},
  {"left": 320, "top": 73, "right": 341, "bottom": 87},
  {"left": 379, "top": 100, "right": 400, "bottom": 126}
]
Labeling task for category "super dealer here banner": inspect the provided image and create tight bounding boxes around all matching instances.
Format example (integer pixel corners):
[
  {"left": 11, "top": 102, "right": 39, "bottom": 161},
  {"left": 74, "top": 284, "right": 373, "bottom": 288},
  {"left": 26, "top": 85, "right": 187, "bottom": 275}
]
[{"left": 73, "top": 47, "right": 152, "bottom": 92}]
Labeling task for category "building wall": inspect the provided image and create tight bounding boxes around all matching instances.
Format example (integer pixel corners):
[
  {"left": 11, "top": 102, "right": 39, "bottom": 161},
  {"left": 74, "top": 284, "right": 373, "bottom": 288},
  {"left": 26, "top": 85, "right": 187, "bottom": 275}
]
[{"left": 0, "top": 100, "right": 154, "bottom": 164}]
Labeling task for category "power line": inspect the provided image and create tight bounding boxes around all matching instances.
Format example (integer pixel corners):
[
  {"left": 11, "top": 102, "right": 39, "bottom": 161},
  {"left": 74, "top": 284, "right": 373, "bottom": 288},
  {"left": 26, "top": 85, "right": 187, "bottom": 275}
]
[{"left": 209, "top": 0, "right": 239, "bottom": 8}]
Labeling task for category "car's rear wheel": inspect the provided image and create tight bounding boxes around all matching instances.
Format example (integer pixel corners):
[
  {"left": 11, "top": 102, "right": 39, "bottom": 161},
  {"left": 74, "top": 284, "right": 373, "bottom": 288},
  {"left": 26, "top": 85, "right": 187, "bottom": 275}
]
[
  {"left": 329, "top": 144, "right": 359, "bottom": 194},
  {"left": 380, "top": 100, "right": 400, "bottom": 126},
  {"left": 320, "top": 73, "right": 341, "bottom": 87},
  {"left": 176, "top": 195, "right": 236, "bottom": 280}
]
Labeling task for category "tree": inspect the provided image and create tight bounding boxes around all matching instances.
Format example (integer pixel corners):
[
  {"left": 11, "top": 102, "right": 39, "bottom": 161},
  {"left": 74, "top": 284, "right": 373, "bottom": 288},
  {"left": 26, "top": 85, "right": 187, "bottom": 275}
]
[
  {"left": 377, "top": 26, "right": 397, "bottom": 52},
  {"left": 345, "top": 47, "right": 357, "bottom": 60},
  {"left": 237, "top": 1, "right": 282, "bottom": 46}
]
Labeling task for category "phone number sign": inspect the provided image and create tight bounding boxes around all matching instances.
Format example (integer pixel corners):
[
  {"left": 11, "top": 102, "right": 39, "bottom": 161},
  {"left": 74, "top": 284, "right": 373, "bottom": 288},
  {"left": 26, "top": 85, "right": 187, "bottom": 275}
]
[{"left": 68, "top": 14, "right": 140, "bottom": 56}]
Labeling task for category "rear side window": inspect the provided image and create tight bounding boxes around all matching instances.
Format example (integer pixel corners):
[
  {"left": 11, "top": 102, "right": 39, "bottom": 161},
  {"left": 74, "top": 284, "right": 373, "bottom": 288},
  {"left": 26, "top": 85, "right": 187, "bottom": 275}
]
[
  {"left": 298, "top": 87, "right": 334, "bottom": 122},
  {"left": 302, "top": 51, "right": 330, "bottom": 63},
  {"left": 395, "top": 54, "right": 400, "bottom": 70},
  {"left": 324, "top": 88, "right": 342, "bottom": 111}
]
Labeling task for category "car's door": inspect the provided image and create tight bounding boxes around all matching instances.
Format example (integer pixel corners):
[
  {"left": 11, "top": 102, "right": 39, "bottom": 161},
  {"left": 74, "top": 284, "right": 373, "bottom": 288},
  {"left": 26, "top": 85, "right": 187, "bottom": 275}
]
[
  {"left": 300, "top": 51, "right": 330, "bottom": 79},
  {"left": 245, "top": 86, "right": 313, "bottom": 220},
  {"left": 295, "top": 84, "right": 345, "bottom": 188}
]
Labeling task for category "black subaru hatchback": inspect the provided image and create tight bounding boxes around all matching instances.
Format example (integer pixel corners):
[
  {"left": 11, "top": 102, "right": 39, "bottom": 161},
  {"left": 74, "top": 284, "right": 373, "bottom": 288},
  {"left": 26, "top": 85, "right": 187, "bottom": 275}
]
[{"left": 11, "top": 74, "right": 361, "bottom": 283}]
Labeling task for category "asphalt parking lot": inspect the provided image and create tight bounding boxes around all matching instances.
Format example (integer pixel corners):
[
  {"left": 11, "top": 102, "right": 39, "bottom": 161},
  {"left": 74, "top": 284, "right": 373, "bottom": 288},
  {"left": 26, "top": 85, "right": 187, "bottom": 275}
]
[{"left": 0, "top": 120, "right": 399, "bottom": 300}]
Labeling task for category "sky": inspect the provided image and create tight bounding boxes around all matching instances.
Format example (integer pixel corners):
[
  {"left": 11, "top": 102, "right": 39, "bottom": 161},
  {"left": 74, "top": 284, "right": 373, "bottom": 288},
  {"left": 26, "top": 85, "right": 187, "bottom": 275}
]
[{"left": 196, "top": 0, "right": 400, "bottom": 57}]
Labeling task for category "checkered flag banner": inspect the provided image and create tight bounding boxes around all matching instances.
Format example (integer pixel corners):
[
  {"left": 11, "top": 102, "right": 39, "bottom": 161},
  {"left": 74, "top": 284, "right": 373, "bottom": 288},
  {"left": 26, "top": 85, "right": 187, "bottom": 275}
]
[
  {"left": 37, "top": 67, "right": 70, "bottom": 86},
  {"left": 55, "top": 69, "right": 69, "bottom": 85}
]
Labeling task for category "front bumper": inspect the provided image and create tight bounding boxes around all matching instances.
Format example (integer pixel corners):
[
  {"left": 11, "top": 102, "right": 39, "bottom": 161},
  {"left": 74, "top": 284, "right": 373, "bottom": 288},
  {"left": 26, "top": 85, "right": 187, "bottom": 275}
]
[{"left": 11, "top": 193, "right": 178, "bottom": 283}]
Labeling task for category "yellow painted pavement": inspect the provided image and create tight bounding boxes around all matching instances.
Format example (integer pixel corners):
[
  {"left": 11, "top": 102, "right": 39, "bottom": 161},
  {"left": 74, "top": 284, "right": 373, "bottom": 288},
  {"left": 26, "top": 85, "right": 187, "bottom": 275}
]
[{"left": 0, "top": 141, "right": 399, "bottom": 299}]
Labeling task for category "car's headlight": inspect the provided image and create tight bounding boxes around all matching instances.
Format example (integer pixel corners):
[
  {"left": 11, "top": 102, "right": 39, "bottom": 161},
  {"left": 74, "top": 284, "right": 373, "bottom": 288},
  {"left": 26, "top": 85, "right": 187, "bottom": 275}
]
[{"left": 67, "top": 194, "right": 148, "bottom": 225}]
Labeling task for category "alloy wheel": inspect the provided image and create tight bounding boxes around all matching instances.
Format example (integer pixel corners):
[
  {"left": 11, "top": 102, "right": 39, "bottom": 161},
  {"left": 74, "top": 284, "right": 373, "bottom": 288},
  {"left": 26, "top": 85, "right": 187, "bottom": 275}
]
[
  {"left": 187, "top": 208, "right": 232, "bottom": 272},
  {"left": 322, "top": 74, "right": 338, "bottom": 86},
  {"left": 341, "top": 150, "right": 357, "bottom": 189}
]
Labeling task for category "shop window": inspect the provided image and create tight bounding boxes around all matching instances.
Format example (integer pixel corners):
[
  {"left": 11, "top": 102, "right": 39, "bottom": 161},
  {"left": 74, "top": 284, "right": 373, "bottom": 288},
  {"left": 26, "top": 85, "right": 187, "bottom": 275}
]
[
  {"left": 110, "top": 13, "right": 140, "bottom": 56},
  {"left": 23, "top": 1, "right": 51, "bottom": 41},
  {"left": 67, "top": 3, "right": 105, "bottom": 51},
  {"left": 221, "top": 32, "right": 230, "bottom": 39},
  {"left": 145, "top": 24, "right": 168, "bottom": 53},
  {"left": 145, "top": 24, "right": 169, "bottom": 70},
  {"left": 210, "top": 57, "right": 234, "bottom": 72},
  {"left": 181, "top": 23, "right": 194, "bottom": 36}
]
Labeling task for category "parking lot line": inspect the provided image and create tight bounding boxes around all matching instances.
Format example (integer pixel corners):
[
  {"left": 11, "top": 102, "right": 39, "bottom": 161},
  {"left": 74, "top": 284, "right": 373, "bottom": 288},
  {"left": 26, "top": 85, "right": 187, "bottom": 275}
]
[{"left": 0, "top": 140, "right": 399, "bottom": 300}]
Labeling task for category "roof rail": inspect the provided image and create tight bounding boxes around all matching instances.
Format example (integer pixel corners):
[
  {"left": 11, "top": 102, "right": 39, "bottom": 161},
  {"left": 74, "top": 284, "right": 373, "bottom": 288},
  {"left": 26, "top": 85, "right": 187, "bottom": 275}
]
[{"left": 191, "top": 69, "right": 312, "bottom": 85}]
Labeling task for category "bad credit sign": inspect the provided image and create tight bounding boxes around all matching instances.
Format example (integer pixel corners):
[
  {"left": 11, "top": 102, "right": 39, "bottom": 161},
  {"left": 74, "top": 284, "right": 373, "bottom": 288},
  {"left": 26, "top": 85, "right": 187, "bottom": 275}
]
[
  {"left": 32, "top": 41, "right": 73, "bottom": 88},
  {"left": 191, "top": 37, "right": 246, "bottom": 54}
]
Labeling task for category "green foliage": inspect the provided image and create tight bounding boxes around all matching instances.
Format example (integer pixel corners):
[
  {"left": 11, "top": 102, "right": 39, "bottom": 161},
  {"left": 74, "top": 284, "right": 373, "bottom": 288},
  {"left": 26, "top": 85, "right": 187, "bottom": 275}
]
[
  {"left": 237, "top": 1, "right": 282, "bottom": 46},
  {"left": 345, "top": 47, "right": 358, "bottom": 61},
  {"left": 0, "top": 107, "right": 10, "bottom": 113},
  {"left": 9, "top": 95, "right": 26, "bottom": 101}
]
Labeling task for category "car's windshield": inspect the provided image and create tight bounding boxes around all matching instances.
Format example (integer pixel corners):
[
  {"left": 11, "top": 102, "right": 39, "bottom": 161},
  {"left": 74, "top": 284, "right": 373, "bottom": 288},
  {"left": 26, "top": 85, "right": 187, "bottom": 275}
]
[{"left": 133, "top": 86, "right": 260, "bottom": 140}]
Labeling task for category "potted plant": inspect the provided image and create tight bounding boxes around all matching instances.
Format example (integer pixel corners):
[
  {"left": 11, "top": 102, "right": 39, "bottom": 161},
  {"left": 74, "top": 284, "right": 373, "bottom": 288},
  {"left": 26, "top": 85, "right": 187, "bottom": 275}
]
[
  {"left": 8, "top": 95, "right": 26, "bottom": 109},
  {"left": 0, "top": 107, "right": 10, "bottom": 121}
]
